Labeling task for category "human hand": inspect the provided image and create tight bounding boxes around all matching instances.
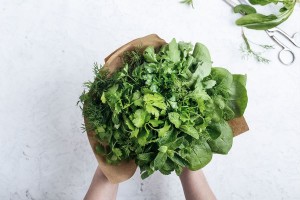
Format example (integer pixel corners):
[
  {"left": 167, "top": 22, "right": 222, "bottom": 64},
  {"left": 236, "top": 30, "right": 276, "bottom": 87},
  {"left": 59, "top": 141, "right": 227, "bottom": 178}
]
[
  {"left": 179, "top": 168, "right": 217, "bottom": 200},
  {"left": 84, "top": 166, "right": 119, "bottom": 200}
]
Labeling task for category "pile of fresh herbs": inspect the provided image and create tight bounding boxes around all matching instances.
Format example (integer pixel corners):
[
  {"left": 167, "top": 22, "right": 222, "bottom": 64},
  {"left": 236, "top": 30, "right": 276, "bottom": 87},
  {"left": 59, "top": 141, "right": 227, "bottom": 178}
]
[{"left": 79, "top": 39, "right": 248, "bottom": 179}]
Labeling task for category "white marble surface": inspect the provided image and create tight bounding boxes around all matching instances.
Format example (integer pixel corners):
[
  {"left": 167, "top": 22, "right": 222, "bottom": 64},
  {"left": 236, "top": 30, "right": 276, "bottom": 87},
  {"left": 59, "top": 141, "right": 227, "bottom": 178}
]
[{"left": 1, "top": 0, "right": 300, "bottom": 199}]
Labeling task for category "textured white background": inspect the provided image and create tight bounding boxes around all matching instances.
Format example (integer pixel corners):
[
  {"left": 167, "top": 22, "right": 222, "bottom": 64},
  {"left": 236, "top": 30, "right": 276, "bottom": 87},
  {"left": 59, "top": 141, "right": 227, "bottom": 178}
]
[{"left": 1, "top": 0, "right": 300, "bottom": 199}]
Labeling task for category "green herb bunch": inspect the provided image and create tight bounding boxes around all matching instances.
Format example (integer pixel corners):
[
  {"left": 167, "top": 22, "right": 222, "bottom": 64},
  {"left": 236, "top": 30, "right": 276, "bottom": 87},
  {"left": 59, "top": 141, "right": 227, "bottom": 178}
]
[{"left": 79, "top": 39, "right": 248, "bottom": 179}]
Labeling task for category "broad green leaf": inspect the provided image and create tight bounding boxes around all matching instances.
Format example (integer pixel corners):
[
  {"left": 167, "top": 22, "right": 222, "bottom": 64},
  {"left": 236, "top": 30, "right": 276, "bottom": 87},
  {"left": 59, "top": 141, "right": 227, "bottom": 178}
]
[
  {"left": 168, "top": 112, "right": 181, "bottom": 128},
  {"left": 204, "top": 80, "right": 216, "bottom": 89},
  {"left": 154, "top": 152, "right": 168, "bottom": 169},
  {"left": 130, "top": 128, "right": 139, "bottom": 138},
  {"left": 234, "top": 4, "right": 257, "bottom": 15},
  {"left": 168, "top": 38, "right": 180, "bottom": 63},
  {"left": 184, "top": 141, "right": 212, "bottom": 170},
  {"left": 192, "top": 43, "right": 211, "bottom": 62},
  {"left": 158, "top": 122, "right": 171, "bottom": 138},
  {"left": 228, "top": 80, "right": 248, "bottom": 117},
  {"left": 249, "top": 0, "right": 275, "bottom": 6},
  {"left": 143, "top": 93, "right": 167, "bottom": 110},
  {"left": 123, "top": 115, "right": 135, "bottom": 131},
  {"left": 143, "top": 46, "right": 157, "bottom": 63},
  {"left": 132, "top": 91, "right": 143, "bottom": 106},
  {"left": 193, "top": 62, "right": 212, "bottom": 81},
  {"left": 132, "top": 109, "right": 148, "bottom": 128},
  {"left": 233, "top": 74, "right": 247, "bottom": 87},
  {"left": 137, "top": 152, "right": 155, "bottom": 165},
  {"left": 180, "top": 125, "right": 199, "bottom": 139},
  {"left": 236, "top": 13, "right": 277, "bottom": 24},
  {"left": 145, "top": 104, "right": 160, "bottom": 118},
  {"left": 149, "top": 119, "right": 164, "bottom": 127},
  {"left": 211, "top": 67, "right": 233, "bottom": 89},
  {"left": 159, "top": 146, "right": 168, "bottom": 153},
  {"left": 137, "top": 128, "right": 150, "bottom": 146},
  {"left": 208, "top": 122, "right": 233, "bottom": 154}
]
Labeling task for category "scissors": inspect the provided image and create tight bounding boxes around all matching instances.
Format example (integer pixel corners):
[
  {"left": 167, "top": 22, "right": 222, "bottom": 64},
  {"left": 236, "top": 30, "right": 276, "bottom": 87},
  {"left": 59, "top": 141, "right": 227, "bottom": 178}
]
[{"left": 224, "top": 0, "right": 300, "bottom": 65}]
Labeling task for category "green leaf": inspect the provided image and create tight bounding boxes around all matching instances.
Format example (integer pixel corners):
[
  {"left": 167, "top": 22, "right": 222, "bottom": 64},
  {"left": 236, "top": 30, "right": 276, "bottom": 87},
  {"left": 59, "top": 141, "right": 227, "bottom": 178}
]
[
  {"left": 168, "top": 38, "right": 181, "bottom": 63},
  {"left": 143, "top": 46, "right": 158, "bottom": 63},
  {"left": 234, "top": 4, "right": 257, "bottom": 15},
  {"left": 180, "top": 125, "right": 199, "bottom": 139},
  {"left": 193, "top": 62, "right": 212, "bottom": 81},
  {"left": 204, "top": 80, "right": 216, "bottom": 89},
  {"left": 132, "top": 91, "right": 143, "bottom": 106},
  {"left": 158, "top": 122, "right": 171, "bottom": 138},
  {"left": 101, "top": 92, "right": 106, "bottom": 103},
  {"left": 249, "top": 0, "right": 274, "bottom": 6},
  {"left": 95, "top": 144, "right": 106, "bottom": 155},
  {"left": 184, "top": 141, "right": 212, "bottom": 170},
  {"left": 192, "top": 42, "right": 211, "bottom": 62},
  {"left": 130, "top": 128, "right": 139, "bottom": 138},
  {"left": 235, "top": 14, "right": 279, "bottom": 30},
  {"left": 123, "top": 115, "right": 135, "bottom": 131},
  {"left": 233, "top": 74, "right": 247, "bottom": 87},
  {"left": 132, "top": 109, "right": 148, "bottom": 128},
  {"left": 211, "top": 67, "right": 233, "bottom": 89},
  {"left": 137, "top": 152, "right": 155, "bottom": 165},
  {"left": 137, "top": 128, "right": 150, "bottom": 146},
  {"left": 149, "top": 119, "right": 164, "bottom": 127},
  {"left": 228, "top": 80, "right": 248, "bottom": 117},
  {"left": 159, "top": 146, "right": 168, "bottom": 153},
  {"left": 208, "top": 122, "right": 233, "bottom": 154},
  {"left": 168, "top": 112, "right": 182, "bottom": 128},
  {"left": 143, "top": 93, "right": 167, "bottom": 110},
  {"left": 154, "top": 152, "right": 168, "bottom": 169},
  {"left": 145, "top": 104, "right": 160, "bottom": 118}
]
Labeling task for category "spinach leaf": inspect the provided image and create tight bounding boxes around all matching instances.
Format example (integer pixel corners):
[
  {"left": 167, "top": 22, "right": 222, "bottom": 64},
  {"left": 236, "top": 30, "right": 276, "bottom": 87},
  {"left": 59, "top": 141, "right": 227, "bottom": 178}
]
[{"left": 208, "top": 122, "right": 233, "bottom": 154}]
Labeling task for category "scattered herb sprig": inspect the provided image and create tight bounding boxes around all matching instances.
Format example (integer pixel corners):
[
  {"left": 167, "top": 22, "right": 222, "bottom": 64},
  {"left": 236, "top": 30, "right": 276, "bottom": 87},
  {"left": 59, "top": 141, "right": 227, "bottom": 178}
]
[
  {"left": 181, "top": 0, "right": 194, "bottom": 7},
  {"left": 240, "top": 30, "right": 274, "bottom": 63}
]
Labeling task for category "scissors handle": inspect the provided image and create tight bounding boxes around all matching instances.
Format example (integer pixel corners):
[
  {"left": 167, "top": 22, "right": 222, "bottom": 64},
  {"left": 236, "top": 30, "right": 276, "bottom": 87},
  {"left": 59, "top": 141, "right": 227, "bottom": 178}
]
[
  {"left": 278, "top": 48, "right": 295, "bottom": 66},
  {"left": 266, "top": 30, "right": 296, "bottom": 65}
]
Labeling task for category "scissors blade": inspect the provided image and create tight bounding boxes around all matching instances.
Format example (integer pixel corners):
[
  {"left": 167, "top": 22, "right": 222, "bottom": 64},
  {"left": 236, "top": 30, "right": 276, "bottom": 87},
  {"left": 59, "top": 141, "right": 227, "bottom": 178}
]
[
  {"left": 223, "top": 0, "right": 238, "bottom": 8},
  {"left": 238, "top": 0, "right": 250, "bottom": 5}
]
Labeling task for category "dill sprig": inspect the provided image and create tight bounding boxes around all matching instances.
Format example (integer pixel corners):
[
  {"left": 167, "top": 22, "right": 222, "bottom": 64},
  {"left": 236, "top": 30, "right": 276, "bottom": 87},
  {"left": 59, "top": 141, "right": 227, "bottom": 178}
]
[
  {"left": 181, "top": 0, "right": 194, "bottom": 8},
  {"left": 240, "top": 30, "right": 274, "bottom": 64}
]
